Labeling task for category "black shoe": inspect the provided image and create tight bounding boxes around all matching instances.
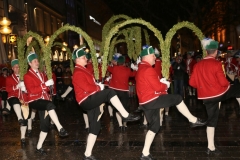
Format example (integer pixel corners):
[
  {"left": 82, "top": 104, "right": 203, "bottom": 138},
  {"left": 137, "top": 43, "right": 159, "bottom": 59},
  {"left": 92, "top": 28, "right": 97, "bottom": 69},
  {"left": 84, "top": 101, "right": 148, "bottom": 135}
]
[
  {"left": 21, "top": 138, "right": 26, "bottom": 146},
  {"left": 189, "top": 118, "right": 207, "bottom": 128},
  {"left": 122, "top": 113, "right": 140, "bottom": 122},
  {"left": 140, "top": 154, "right": 155, "bottom": 160},
  {"left": 36, "top": 148, "right": 47, "bottom": 155},
  {"left": 206, "top": 148, "right": 222, "bottom": 155},
  {"left": 2, "top": 108, "right": 10, "bottom": 115},
  {"left": 26, "top": 130, "right": 32, "bottom": 137},
  {"left": 85, "top": 127, "right": 89, "bottom": 132},
  {"left": 18, "top": 119, "right": 27, "bottom": 126},
  {"left": 83, "top": 155, "right": 97, "bottom": 160},
  {"left": 59, "top": 128, "right": 69, "bottom": 137}
]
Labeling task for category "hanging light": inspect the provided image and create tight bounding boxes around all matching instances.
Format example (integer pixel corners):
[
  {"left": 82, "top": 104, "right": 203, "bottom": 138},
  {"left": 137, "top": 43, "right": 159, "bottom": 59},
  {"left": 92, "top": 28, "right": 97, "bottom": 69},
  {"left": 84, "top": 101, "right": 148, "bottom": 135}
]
[
  {"left": 0, "top": 17, "right": 11, "bottom": 26},
  {"left": 63, "top": 42, "right": 68, "bottom": 46},
  {"left": 73, "top": 45, "right": 78, "bottom": 50},
  {"left": 44, "top": 36, "right": 50, "bottom": 43},
  {"left": 0, "top": 26, "right": 12, "bottom": 34}
]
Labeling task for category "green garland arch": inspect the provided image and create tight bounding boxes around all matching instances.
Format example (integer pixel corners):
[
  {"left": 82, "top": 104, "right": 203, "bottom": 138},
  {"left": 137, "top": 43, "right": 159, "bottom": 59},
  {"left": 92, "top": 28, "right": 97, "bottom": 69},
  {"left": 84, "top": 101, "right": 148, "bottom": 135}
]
[
  {"left": 101, "top": 15, "right": 132, "bottom": 55},
  {"left": 165, "top": 21, "right": 205, "bottom": 54},
  {"left": 103, "top": 18, "right": 164, "bottom": 78},
  {"left": 143, "top": 29, "right": 150, "bottom": 45},
  {"left": 164, "top": 21, "right": 206, "bottom": 73},
  {"left": 46, "top": 24, "right": 98, "bottom": 79}
]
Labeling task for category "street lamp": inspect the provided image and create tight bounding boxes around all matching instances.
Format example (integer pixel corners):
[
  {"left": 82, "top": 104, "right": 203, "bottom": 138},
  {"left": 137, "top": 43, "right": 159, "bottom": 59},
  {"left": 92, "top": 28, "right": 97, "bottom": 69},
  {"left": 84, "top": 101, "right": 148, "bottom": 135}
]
[
  {"left": 0, "top": 17, "right": 11, "bottom": 26},
  {"left": 0, "top": 17, "right": 12, "bottom": 61}
]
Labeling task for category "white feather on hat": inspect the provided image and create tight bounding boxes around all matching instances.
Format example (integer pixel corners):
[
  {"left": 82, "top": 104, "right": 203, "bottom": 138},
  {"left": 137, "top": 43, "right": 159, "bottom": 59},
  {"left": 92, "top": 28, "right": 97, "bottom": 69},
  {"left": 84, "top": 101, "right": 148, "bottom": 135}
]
[
  {"left": 114, "top": 53, "right": 122, "bottom": 57},
  {"left": 201, "top": 38, "right": 213, "bottom": 49},
  {"left": 154, "top": 48, "right": 160, "bottom": 54}
]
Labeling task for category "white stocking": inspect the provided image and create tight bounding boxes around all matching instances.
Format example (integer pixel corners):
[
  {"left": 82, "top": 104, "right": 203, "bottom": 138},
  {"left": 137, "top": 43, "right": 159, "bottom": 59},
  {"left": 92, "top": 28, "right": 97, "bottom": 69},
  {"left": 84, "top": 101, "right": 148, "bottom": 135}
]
[
  {"left": 84, "top": 133, "right": 97, "bottom": 157},
  {"left": 142, "top": 130, "right": 156, "bottom": 156},
  {"left": 176, "top": 101, "right": 197, "bottom": 123}
]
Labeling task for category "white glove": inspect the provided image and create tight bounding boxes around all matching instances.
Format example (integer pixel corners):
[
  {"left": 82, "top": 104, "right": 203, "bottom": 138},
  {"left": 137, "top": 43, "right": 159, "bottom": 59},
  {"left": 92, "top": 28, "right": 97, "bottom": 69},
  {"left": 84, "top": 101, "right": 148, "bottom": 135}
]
[
  {"left": 131, "top": 63, "right": 138, "bottom": 71},
  {"left": 19, "top": 81, "right": 25, "bottom": 88},
  {"left": 21, "top": 86, "right": 27, "bottom": 92},
  {"left": 136, "top": 57, "right": 141, "bottom": 65},
  {"left": 97, "top": 82, "right": 104, "bottom": 91},
  {"left": 16, "top": 83, "right": 21, "bottom": 89},
  {"left": 235, "top": 67, "right": 238, "bottom": 71},
  {"left": 160, "top": 78, "right": 170, "bottom": 88},
  {"left": 106, "top": 76, "right": 111, "bottom": 82},
  {"left": 45, "top": 79, "right": 54, "bottom": 86}
]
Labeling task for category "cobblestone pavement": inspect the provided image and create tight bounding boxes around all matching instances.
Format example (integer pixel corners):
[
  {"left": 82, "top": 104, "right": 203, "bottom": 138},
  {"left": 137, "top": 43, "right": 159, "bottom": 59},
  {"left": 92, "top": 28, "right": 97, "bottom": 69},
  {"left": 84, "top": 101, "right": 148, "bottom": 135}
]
[{"left": 1, "top": 96, "right": 240, "bottom": 160}]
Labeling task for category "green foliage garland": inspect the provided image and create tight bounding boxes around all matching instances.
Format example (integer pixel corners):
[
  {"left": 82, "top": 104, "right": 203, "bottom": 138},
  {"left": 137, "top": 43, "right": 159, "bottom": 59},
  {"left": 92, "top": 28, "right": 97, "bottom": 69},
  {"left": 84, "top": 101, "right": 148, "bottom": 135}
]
[
  {"left": 143, "top": 29, "right": 150, "bottom": 45},
  {"left": 47, "top": 24, "right": 98, "bottom": 80},
  {"left": 133, "top": 26, "right": 142, "bottom": 60},
  {"left": 164, "top": 21, "right": 205, "bottom": 78},
  {"left": 103, "top": 18, "right": 164, "bottom": 78},
  {"left": 101, "top": 15, "right": 131, "bottom": 55}
]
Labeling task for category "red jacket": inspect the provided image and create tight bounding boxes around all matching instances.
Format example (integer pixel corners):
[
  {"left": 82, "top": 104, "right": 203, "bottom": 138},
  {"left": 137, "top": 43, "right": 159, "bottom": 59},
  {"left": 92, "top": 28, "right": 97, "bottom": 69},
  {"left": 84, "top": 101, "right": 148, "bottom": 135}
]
[
  {"left": 185, "top": 58, "right": 196, "bottom": 75},
  {"left": 24, "top": 68, "right": 50, "bottom": 103},
  {"left": 0, "top": 75, "right": 7, "bottom": 91},
  {"left": 189, "top": 56, "right": 230, "bottom": 99},
  {"left": 107, "top": 65, "right": 136, "bottom": 91},
  {"left": 86, "top": 62, "right": 94, "bottom": 75},
  {"left": 136, "top": 61, "right": 168, "bottom": 105},
  {"left": 72, "top": 64, "right": 101, "bottom": 105},
  {"left": 6, "top": 74, "right": 28, "bottom": 102},
  {"left": 153, "top": 59, "right": 162, "bottom": 78}
]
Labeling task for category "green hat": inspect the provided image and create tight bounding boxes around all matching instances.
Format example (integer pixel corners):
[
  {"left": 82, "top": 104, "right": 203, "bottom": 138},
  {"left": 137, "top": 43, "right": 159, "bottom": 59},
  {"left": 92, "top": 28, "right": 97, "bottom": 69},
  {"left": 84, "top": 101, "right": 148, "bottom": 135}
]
[
  {"left": 11, "top": 59, "right": 19, "bottom": 67},
  {"left": 201, "top": 38, "right": 219, "bottom": 50},
  {"left": 117, "top": 56, "right": 125, "bottom": 63},
  {"left": 86, "top": 53, "right": 92, "bottom": 60},
  {"left": 140, "top": 46, "right": 155, "bottom": 57},
  {"left": 27, "top": 52, "right": 38, "bottom": 63},
  {"left": 72, "top": 47, "right": 86, "bottom": 60}
]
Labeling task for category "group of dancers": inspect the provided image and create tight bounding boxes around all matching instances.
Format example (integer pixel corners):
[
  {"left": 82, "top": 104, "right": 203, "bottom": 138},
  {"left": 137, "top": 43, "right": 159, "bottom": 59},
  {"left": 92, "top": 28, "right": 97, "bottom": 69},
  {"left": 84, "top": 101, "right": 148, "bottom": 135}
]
[{"left": 1, "top": 37, "right": 240, "bottom": 160}]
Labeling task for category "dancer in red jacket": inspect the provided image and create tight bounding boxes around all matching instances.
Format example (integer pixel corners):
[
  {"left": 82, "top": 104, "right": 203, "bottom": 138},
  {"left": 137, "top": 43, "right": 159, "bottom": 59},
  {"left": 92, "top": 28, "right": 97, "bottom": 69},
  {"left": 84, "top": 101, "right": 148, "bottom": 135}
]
[
  {"left": 72, "top": 47, "right": 140, "bottom": 160},
  {"left": 107, "top": 56, "right": 137, "bottom": 130},
  {"left": 136, "top": 46, "right": 206, "bottom": 160},
  {"left": 6, "top": 59, "right": 32, "bottom": 146},
  {"left": 189, "top": 38, "right": 240, "bottom": 155},
  {"left": 24, "top": 52, "right": 68, "bottom": 155}
]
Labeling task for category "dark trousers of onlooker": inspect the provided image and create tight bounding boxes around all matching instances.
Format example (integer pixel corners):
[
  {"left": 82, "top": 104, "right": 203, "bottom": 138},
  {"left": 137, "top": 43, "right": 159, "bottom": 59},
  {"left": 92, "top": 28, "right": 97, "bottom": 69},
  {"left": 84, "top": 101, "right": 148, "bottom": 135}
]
[{"left": 174, "top": 79, "right": 184, "bottom": 97}]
